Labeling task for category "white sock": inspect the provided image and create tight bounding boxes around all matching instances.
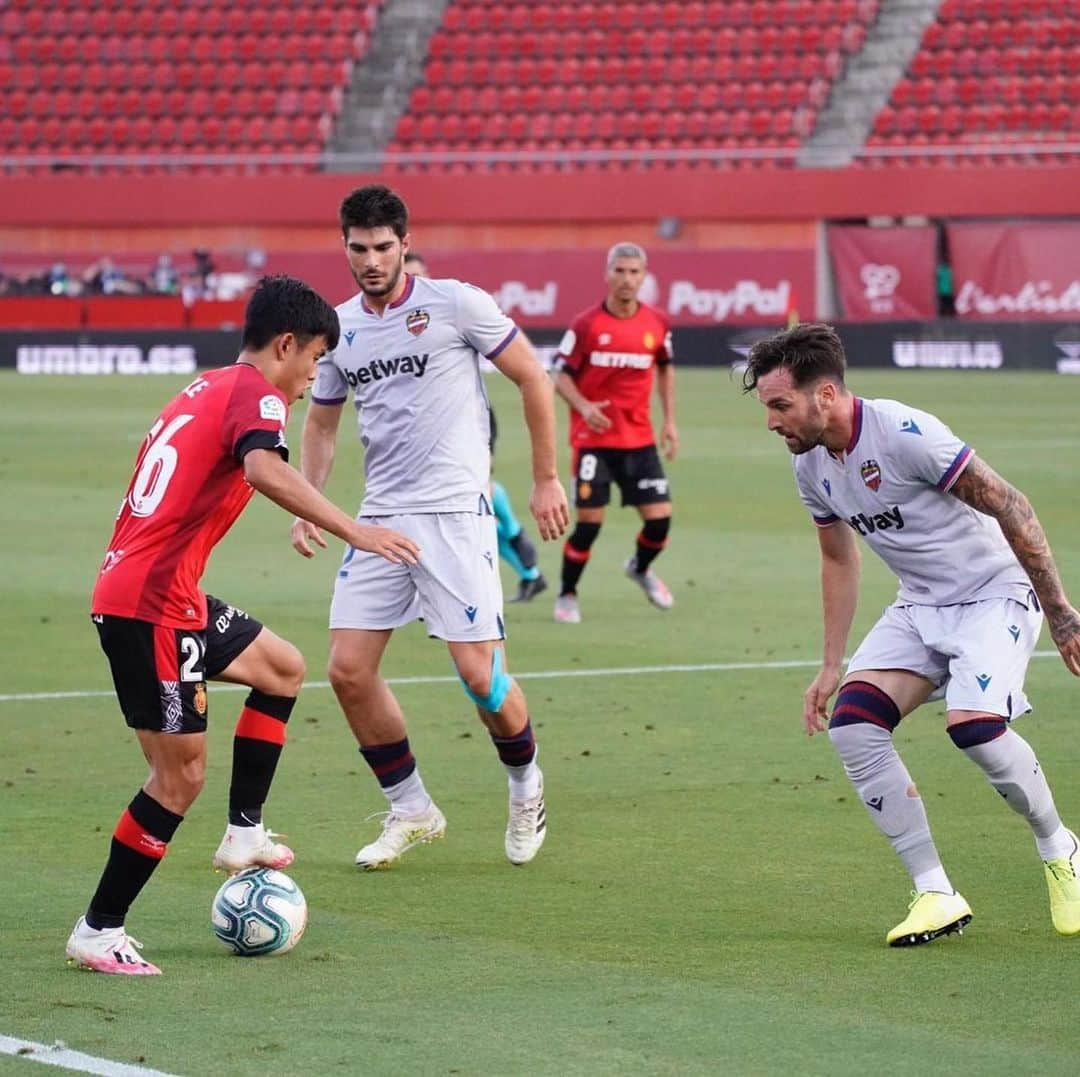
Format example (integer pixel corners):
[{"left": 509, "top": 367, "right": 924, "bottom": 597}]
[
  {"left": 961, "top": 729, "right": 1065, "bottom": 853},
  {"left": 830, "top": 723, "right": 948, "bottom": 889},
  {"left": 506, "top": 757, "right": 541, "bottom": 801},
  {"left": 1036, "top": 824, "right": 1077, "bottom": 862},
  {"left": 913, "top": 866, "right": 955, "bottom": 894},
  {"left": 383, "top": 770, "right": 432, "bottom": 818},
  {"left": 77, "top": 917, "right": 120, "bottom": 938}
]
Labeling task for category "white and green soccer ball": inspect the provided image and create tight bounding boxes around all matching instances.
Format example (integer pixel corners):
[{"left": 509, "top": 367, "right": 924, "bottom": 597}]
[{"left": 211, "top": 867, "right": 307, "bottom": 957}]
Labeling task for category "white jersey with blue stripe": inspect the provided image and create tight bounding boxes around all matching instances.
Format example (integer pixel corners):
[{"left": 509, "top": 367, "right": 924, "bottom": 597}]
[
  {"left": 794, "top": 397, "right": 1032, "bottom": 607},
  {"left": 313, "top": 275, "right": 518, "bottom": 515}
]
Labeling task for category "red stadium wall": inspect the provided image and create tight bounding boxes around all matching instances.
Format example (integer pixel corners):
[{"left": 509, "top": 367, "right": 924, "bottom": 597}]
[
  {"left": 2, "top": 165, "right": 1080, "bottom": 232},
  {"left": 4, "top": 167, "right": 1079, "bottom": 328}
]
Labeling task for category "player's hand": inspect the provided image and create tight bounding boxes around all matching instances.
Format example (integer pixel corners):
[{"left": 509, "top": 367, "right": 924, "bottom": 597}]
[
  {"left": 290, "top": 518, "right": 328, "bottom": 558},
  {"left": 661, "top": 421, "right": 679, "bottom": 461},
  {"left": 348, "top": 524, "right": 421, "bottom": 566},
  {"left": 1048, "top": 603, "right": 1080, "bottom": 676},
  {"left": 530, "top": 476, "right": 570, "bottom": 541},
  {"left": 803, "top": 665, "right": 842, "bottom": 736},
  {"left": 580, "top": 399, "right": 613, "bottom": 433}
]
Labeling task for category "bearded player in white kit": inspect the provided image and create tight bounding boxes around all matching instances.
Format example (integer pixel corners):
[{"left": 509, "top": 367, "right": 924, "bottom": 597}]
[
  {"left": 291, "top": 186, "right": 568, "bottom": 868},
  {"left": 745, "top": 323, "right": 1080, "bottom": 946}
]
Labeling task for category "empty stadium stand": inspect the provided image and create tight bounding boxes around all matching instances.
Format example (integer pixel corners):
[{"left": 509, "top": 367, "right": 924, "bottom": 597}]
[
  {"left": 384, "top": 0, "right": 882, "bottom": 171},
  {"left": 0, "top": 0, "right": 381, "bottom": 173},
  {"left": 865, "top": 0, "right": 1080, "bottom": 165},
  {"left": 2, "top": 0, "right": 1076, "bottom": 175}
]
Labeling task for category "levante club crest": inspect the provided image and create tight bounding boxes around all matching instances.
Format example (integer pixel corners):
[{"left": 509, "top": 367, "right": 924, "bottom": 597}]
[
  {"left": 860, "top": 459, "right": 882, "bottom": 491},
  {"left": 406, "top": 309, "right": 430, "bottom": 336}
]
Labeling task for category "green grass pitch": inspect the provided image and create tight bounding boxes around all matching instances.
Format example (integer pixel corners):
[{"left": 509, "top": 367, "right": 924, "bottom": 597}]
[{"left": 1, "top": 366, "right": 1079, "bottom": 1075}]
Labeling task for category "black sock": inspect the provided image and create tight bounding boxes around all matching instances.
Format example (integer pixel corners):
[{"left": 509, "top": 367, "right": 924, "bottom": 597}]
[
  {"left": 229, "top": 691, "right": 294, "bottom": 826},
  {"left": 633, "top": 516, "right": 671, "bottom": 574},
  {"left": 560, "top": 522, "right": 601, "bottom": 595},
  {"left": 86, "top": 790, "right": 183, "bottom": 929}
]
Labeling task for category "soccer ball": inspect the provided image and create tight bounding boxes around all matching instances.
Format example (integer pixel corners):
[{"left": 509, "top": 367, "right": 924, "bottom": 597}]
[{"left": 211, "top": 867, "right": 307, "bottom": 957}]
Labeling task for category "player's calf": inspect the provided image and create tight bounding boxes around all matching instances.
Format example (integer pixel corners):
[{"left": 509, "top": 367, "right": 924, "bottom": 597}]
[
  {"left": 829, "top": 681, "right": 958, "bottom": 923},
  {"left": 948, "top": 716, "right": 1080, "bottom": 934}
]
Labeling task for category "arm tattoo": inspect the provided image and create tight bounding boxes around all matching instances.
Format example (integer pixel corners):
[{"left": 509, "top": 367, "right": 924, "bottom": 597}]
[{"left": 950, "top": 456, "right": 1080, "bottom": 640}]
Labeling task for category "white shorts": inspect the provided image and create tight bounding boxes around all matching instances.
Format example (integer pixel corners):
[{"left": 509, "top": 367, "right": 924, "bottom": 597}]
[
  {"left": 847, "top": 594, "right": 1042, "bottom": 718},
  {"left": 330, "top": 512, "right": 505, "bottom": 642}
]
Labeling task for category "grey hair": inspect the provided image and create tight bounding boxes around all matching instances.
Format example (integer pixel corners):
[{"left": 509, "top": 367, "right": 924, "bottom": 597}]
[{"left": 606, "top": 241, "right": 647, "bottom": 268}]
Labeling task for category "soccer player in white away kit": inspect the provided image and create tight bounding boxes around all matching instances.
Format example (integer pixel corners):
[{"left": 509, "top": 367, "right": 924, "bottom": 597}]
[
  {"left": 745, "top": 323, "right": 1080, "bottom": 946},
  {"left": 291, "top": 185, "right": 568, "bottom": 868}
]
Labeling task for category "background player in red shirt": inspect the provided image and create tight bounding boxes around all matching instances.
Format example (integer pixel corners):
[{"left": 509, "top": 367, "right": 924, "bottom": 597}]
[
  {"left": 67, "top": 275, "right": 419, "bottom": 976},
  {"left": 552, "top": 242, "right": 677, "bottom": 623}
]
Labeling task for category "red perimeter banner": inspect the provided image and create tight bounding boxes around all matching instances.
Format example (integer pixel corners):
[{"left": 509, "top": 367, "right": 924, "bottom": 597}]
[
  {"left": 264, "top": 248, "right": 815, "bottom": 328},
  {"left": 828, "top": 225, "right": 938, "bottom": 321},
  {"left": 948, "top": 221, "right": 1080, "bottom": 320}
]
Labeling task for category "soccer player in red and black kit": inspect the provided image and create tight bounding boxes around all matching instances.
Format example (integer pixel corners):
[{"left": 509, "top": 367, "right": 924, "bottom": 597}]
[
  {"left": 552, "top": 242, "right": 677, "bottom": 623},
  {"left": 66, "top": 276, "right": 419, "bottom": 975}
]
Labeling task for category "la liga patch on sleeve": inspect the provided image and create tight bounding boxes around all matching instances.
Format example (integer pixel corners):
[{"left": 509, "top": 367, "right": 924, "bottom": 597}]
[{"left": 260, "top": 395, "right": 287, "bottom": 421}]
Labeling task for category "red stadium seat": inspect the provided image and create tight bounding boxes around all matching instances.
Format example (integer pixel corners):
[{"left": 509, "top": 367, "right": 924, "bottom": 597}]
[{"left": 6, "top": 0, "right": 1072, "bottom": 175}]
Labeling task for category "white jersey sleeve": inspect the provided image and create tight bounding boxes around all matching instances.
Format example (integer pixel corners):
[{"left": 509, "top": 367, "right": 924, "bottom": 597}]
[
  {"left": 793, "top": 458, "right": 840, "bottom": 526},
  {"left": 885, "top": 405, "right": 974, "bottom": 492},
  {"left": 455, "top": 282, "right": 519, "bottom": 359},
  {"left": 312, "top": 348, "right": 349, "bottom": 405}
]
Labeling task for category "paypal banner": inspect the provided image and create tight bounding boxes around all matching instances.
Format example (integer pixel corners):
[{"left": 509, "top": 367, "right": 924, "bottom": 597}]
[
  {"left": 828, "top": 225, "right": 938, "bottom": 321},
  {"left": 417, "top": 249, "right": 815, "bottom": 329}
]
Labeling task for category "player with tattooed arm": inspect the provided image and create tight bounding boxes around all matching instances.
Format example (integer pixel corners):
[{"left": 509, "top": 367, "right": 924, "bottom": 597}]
[{"left": 745, "top": 322, "right": 1080, "bottom": 947}]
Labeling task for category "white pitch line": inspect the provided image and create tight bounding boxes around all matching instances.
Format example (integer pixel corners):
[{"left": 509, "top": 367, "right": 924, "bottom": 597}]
[
  {"left": 0, "top": 652, "right": 1061, "bottom": 704},
  {"left": 0, "top": 1035, "right": 179, "bottom": 1077}
]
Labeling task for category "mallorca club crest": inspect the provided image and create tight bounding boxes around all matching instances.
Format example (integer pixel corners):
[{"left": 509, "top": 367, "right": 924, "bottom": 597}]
[
  {"left": 405, "top": 308, "right": 430, "bottom": 337},
  {"left": 860, "top": 459, "right": 882, "bottom": 492}
]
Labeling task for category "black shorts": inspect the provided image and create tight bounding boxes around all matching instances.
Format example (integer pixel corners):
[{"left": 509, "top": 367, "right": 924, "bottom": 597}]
[
  {"left": 572, "top": 445, "right": 671, "bottom": 508},
  {"left": 93, "top": 595, "right": 263, "bottom": 733}
]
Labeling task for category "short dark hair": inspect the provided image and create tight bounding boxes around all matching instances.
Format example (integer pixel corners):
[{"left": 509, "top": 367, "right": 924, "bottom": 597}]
[
  {"left": 741, "top": 322, "right": 847, "bottom": 393},
  {"left": 242, "top": 275, "right": 340, "bottom": 352},
  {"left": 339, "top": 185, "right": 409, "bottom": 239}
]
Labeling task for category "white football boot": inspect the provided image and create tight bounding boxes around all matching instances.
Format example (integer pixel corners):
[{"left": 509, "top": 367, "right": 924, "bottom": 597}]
[
  {"left": 553, "top": 594, "right": 582, "bottom": 624},
  {"left": 505, "top": 771, "right": 546, "bottom": 865},
  {"left": 213, "top": 822, "right": 294, "bottom": 874},
  {"left": 66, "top": 917, "right": 161, "bottom": 976},
  {"left": 624, "top": 557, "right": 674, "bottom": 609},
  {"left": 355, "top": 803, "right": 447, "bottom": 870}
]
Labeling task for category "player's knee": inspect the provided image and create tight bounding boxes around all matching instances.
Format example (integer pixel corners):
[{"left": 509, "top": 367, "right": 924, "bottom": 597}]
[
  {"left": 827, "top": 681, "right": 902, "bottom": 773},
  {"left": 828, "top": 680, "right": 901, "bottom": 734},
  {"left": 327, "top": 654, "right": 374, "bottom": 698},
  {"left": 154, "top": 755, "right": 205, "bottom": 809},
  {"left": 947, "top": 716, "right": 1007, "bottom": 749},
  {"left": 640, "top": 516, "right": 670, "bottom": 544},
  {"left": 458, "top": 649, "right": 513, "bottom": 713},
  {"left": 276, "top": 642, "right": 305, "bottom": 696},
  {"left": 181, "top": 755, "right": 206, "bottom": 796}
]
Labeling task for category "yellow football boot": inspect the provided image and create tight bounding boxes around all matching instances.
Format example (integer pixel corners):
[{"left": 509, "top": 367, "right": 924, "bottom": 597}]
[
  {"left": 886, "top": 890, "right": 972, "bottom": 947},
  {"left": 1044, "top": 836, "right": 1080, "bottom": 936}
]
